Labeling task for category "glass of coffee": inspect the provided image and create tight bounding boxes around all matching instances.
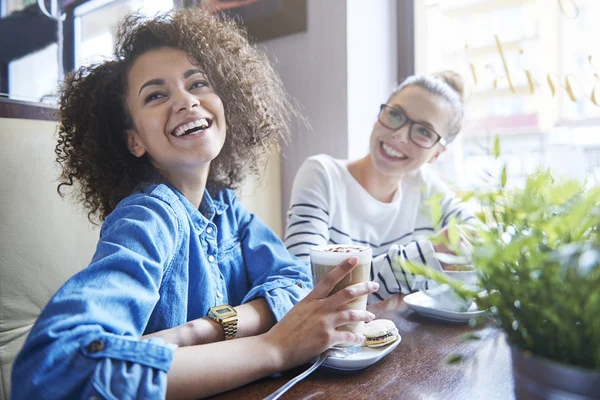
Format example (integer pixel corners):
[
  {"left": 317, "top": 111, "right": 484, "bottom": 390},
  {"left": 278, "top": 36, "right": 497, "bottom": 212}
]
[{"left": 309, "top": 244, "right": 373, "bottom": 349}]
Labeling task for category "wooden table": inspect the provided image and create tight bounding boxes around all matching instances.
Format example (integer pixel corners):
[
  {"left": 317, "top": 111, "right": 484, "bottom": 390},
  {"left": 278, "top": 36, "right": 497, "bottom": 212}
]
[{"left": 212, "top": 294, "right": 515, "bottom": 400}]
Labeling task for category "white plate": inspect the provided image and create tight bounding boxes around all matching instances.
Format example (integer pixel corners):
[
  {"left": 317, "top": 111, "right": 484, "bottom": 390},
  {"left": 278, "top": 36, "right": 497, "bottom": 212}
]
[
  {"left": 404, "top": 291, "right": 486, "bottom": 323},
  {"left": 320, "top": 335, "right": 401, "bottom": 371}
]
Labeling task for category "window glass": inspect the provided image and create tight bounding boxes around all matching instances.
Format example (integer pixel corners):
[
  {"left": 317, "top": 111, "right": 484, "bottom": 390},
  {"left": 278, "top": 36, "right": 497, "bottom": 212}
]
[
  {"left": 416, "top": 0, "right": 600, "bottom": 188},
  {"left": 1, "top": 0, "right": 301, "bottom": 105},
  {"left": 0, "top": 0, "right": 172, "bottom": 104},
  {"left": 76, "top": 0, "right": 173, "bottom": 68}
]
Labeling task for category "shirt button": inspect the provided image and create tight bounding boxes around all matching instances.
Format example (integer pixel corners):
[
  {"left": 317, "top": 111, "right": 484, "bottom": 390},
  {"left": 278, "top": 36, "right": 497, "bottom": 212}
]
[
  {"left": 86, "top": 340, "right": 104, "bottom": 353},
  {"left": 208, "top": 255, "right": 215, "bottom": 262},
  {"left": 206, "top": 226, "right": 214, "bottom": 234}
]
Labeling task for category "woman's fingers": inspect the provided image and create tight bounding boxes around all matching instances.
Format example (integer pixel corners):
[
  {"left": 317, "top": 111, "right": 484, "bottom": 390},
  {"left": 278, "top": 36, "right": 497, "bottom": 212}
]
[
  {"left": 326, "top": 281, "right": 379, "bottom": 309},
  {"left": 333, "top": 331, "right": 365, "bottom": 347},
  {"left": 268, "top": 258, "right": 382, "bottom": 363},
  {"left": 333, "top": 309, "right": 376, "bottom": 327},
  {"left": 307, "top": 257, "right": 358, "bottom": 300}
]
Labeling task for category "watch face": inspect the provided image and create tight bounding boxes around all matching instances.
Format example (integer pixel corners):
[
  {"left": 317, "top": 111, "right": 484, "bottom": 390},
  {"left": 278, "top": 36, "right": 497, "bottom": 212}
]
[{"left": 211, "top": 305, "right": 236, "bottom": 319}]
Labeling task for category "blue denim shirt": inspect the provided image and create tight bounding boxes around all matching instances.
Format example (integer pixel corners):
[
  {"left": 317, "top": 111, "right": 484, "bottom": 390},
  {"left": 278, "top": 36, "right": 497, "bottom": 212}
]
[{"left": 12, "top": 183, "right": 312, "bottom": 399}]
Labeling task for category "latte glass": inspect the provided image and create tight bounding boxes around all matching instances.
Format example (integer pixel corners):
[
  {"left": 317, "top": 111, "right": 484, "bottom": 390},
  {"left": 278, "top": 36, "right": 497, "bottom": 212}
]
[{"left": 310, "top": 244, "right": 372, "bottom": 348}]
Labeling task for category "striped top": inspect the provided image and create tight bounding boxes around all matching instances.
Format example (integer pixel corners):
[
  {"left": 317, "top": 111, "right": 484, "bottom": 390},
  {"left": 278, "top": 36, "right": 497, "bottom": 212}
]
[{"left": 284, "top": 154, "right": 476, "bottom": 303}]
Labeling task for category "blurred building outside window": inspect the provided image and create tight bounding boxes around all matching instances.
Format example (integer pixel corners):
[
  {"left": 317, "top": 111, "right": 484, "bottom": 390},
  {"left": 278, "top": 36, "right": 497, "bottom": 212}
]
[{"left": 415, "top": 0, "right": 600, "bottom": 190}]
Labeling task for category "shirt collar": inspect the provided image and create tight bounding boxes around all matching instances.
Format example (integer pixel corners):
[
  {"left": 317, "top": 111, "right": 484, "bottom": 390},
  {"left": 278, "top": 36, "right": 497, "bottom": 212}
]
[
  {"left": 199, "top": 189, "right": 228, "bottom": 219},
  {"left": 164, "top": 184, "right": 228, "bottom": 230}
]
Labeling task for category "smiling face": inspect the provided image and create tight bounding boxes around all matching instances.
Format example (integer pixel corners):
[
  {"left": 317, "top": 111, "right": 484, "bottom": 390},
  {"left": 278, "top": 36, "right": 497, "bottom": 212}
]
[
  {"left": 125, "top": 46, "right": 226, "bottom": 186},
  {"left": 368, "top": 85, "right": 453, "bottom": 179}
]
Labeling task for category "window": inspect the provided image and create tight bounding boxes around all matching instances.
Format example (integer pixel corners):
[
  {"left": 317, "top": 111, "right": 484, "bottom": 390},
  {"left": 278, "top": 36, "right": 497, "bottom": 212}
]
[
  {"left": 0, "top": 0, "right": 172, "bottom": 104},
  {"left": 0, "top": 0, "right": 305, "bottom": 106},
  {"left": 75, "top": 0, "right": 173, "bottom": 68},
  {"left": 415, "top": 0, "right": 600, "bottom": 188}
]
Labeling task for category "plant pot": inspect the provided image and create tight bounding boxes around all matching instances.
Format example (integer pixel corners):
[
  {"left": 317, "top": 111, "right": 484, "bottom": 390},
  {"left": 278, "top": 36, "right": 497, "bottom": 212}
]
[{"left": 510, "top": 344, "right": 600, "bottom": 400}]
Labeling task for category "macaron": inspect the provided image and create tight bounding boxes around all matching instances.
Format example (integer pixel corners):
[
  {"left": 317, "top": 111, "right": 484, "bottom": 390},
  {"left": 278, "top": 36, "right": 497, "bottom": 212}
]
[{"left": 363, "top": 319, "right": 398, "bottom": 348}]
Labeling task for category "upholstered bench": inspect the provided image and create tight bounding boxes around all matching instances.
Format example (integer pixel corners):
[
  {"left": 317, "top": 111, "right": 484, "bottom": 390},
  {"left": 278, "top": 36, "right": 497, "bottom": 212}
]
[{"left": 0, "top": 118, "right": 99, "bottom": 399}]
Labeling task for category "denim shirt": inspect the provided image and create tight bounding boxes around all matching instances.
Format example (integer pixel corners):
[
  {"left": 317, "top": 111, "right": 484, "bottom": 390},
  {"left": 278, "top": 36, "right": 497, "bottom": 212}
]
[{"left": 12, "top": 184, "right": 312, "bottom": 399}]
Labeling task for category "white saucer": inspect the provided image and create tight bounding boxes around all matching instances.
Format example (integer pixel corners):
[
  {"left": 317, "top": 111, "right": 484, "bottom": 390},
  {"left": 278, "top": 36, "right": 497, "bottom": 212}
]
[
  {"left": 404, "top": 291, "right": 486, "bottom": 323},
  {"left": 320, "top": 335, "right": 401, "bottom": 371}
]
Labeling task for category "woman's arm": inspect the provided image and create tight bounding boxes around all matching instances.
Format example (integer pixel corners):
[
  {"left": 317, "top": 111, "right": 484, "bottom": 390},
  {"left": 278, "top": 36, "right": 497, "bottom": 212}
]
[
  {"left": 370, "top": 170, "right": 478, "bottom": 300},
  {"left": 142, "top": 298, "right": 275, "bottom": 346},
  {"left": 427, "top": 169, "right": 479, "bottom": 268},
  {"left": 166, "top": 258, "right": 379, "bottom": 400},
  {"left": 369, "top": 240, "right": 440, "bottom": 300}
]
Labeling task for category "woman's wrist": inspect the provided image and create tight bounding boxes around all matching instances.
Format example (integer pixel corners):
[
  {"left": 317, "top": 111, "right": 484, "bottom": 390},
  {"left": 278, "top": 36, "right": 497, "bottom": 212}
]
[
  {"left": 141, "top": 317, "right": 224, "bottom": 347},
  {"left": 258, "top": 330, "right": 288, "bottom": 371},
  {"left": 187, "top": 317, "right": 225, "bottom": 345}
]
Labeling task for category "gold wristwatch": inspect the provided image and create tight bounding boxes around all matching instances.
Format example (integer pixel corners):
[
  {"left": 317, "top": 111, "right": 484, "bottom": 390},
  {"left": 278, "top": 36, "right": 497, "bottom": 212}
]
[{"left": 207, "top": 304, "right": 238, "bottom": 340}]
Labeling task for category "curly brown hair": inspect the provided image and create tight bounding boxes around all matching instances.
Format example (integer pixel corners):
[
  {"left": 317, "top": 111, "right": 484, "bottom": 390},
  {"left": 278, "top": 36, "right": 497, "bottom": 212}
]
[{"left": 56, "top": 8, "right": 295, "bottom": 222}]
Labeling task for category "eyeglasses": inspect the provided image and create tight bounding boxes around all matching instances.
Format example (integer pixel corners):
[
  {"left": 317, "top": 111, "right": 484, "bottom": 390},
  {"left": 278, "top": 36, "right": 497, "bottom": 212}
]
[{"left": 378, "top": 104, "right": 447, "bottom": 149}]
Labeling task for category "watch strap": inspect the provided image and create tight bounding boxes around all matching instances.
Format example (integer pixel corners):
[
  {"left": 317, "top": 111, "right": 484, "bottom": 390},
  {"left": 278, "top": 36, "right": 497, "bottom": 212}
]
[{"left": 222, "top": 318, "right": 238, "bottom": 340}]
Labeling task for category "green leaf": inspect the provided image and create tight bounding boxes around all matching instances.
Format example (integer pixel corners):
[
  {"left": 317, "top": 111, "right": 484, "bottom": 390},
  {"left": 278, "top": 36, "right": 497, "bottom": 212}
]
[
  {"left": 446, "top": 354, "right": 464, "bottom": 365},
  {"left": 448, "top": 221, "right": 460, "bottom": 247},
  {"left": 501, "top": 165, "right": 507, "bottom": 188},
  {"left": 460, "top": 333, "right": 482, "bottom": 342},
  {"left": 426, "top": 193, "right": 445, "bottom": 229},
  {"left": 493, "top": 136, "right": 501, "bottom": 158}
]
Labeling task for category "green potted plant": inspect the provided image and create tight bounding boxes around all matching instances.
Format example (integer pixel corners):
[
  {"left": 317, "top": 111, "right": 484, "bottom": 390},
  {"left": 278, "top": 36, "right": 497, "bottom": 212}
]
[{"left": 403, "top": 139, "right": 600, "bottom": 399}]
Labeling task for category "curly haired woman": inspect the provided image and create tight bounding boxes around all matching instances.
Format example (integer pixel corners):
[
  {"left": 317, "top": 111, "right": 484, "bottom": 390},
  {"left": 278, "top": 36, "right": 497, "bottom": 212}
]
[{"left": 11, "top": 9, "right": 378, "bottom": 399}]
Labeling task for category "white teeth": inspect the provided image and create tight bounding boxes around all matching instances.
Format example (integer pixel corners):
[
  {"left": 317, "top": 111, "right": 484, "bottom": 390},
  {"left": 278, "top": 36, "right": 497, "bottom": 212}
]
[
  {"left": 173, "top": 118, "right": 210, "bottom": 137},
  {"left": 382, "top": 143, "right": 407, "bottom": 159}
]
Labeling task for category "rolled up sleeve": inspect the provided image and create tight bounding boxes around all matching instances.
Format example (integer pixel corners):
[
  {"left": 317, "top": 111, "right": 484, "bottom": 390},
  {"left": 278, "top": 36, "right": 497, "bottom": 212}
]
[
  {"left": 81, "top": 336, "right": 177, "bottom": 399},
  {"left": 368, "top": 240, "right": 442, "bottom": 303},
  {"left": 231, "top": 193, "right": 312, "bottom": 321}
]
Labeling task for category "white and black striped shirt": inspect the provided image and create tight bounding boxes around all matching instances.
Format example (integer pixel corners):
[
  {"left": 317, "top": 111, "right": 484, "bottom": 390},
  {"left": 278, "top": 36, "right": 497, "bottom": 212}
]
[{"left": 284, "top": 154, "right": 476, "bottom": 303}]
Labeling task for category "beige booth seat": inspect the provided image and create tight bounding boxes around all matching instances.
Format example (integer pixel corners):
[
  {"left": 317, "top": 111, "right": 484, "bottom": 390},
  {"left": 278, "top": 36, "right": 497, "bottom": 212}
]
[
  {"left": 0, "top": 118, "right": 99, "bottom": 399},
  {"left": 0, "top": 117, "right": 283, "bottom": 399}
]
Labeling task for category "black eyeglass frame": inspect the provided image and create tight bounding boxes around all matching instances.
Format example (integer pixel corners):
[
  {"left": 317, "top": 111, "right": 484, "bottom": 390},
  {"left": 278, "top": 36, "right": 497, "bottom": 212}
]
[{"left": 378, "top": 104, "right": 448, "bottom": 149}]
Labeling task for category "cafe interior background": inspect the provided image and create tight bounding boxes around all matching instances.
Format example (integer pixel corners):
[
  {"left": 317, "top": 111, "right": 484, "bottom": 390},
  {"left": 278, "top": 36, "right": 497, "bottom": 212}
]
[
  {"left": 2, "top": 0, "right": 599, "bottom": 236},
  {"left": 1, "top": 0, "right": 599, "bottom": 397}
]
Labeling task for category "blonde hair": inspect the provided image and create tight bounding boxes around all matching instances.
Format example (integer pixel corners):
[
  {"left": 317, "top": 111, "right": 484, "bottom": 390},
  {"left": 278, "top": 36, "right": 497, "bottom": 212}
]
[{"left": 390, "top": 70, "right": 466, "bottom": 140}]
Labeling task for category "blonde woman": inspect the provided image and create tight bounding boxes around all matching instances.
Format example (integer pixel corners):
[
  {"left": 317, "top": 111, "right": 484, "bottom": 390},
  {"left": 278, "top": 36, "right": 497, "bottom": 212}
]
[{"left": 285, "top": 71, "right": 476, "bottom": 303}]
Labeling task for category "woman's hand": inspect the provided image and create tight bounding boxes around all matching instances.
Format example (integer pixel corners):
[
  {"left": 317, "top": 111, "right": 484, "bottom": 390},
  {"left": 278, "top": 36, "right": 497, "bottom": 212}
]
[
  {"left": 432, "top": 226, "right": 474, "bottom": 269},
  {"left": 264, "top": 257, "right": 379, "bottom": 370}
]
